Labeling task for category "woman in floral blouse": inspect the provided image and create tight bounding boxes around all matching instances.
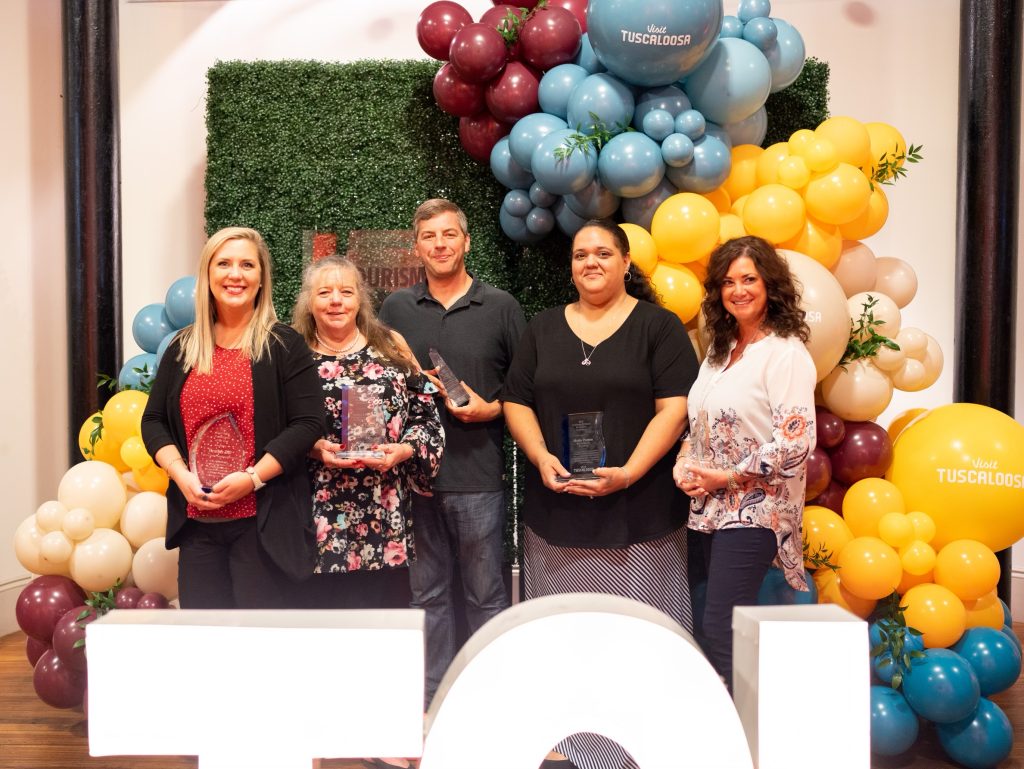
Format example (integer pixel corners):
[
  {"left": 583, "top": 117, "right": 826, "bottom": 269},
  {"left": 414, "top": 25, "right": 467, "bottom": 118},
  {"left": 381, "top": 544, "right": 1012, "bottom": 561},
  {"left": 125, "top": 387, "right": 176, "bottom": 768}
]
[
  {"left": 291, "top": 255, "right": 444, "bottom": 609},
  {"left": 673, "top": 235, "right": 816, "bottom": 692}
]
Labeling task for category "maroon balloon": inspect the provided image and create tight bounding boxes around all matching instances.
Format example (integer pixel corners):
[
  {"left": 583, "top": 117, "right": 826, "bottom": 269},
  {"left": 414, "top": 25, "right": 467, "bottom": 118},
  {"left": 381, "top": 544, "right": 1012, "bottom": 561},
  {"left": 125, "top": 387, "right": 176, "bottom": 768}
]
[
  {"left": 518, "top": 6, "right": 582, "bottom": 72},
  {"left": 136, "top": 592, "right": 171, "bottom": 609},
  {"left": 809, "top": 480, "right": 848, "bottom": 514},
  {"left": 551, "top": 0, "right": 589, "bottom": 33},
  {"left": 33, "top": 648, "right": 86, "bottom": 709},
  {"left": 459, "top": 111, "right": 510, "bottom": 164},
  {"left": 480, "top": 4, "right": 524, "bottom": 32},
  {"left": 449, "top": 23, "right": 508, "bottom": 84},
  {"left": 114, "top": 586, "right": 145, "bottom": 609},
  {"left": 433, "top": 62, "right": 486, "bottom": 117},
  {"left": 828, "top": 420, "right": 894, "bottom": 486},
  {"left": 26, "top": 636, "right": 51, "bottom": 667},
  {"left": 52, "top": 605, "right": 98, "bottom": 674},
  {"left": 416, "top": 1, "right": 473, "bottom": 61},
  {"left": 485, "top": 61, "right": 541, "bottom": 124},
  {"left": 492, "top": 0, "right": 539, "bottom": 6},
  {"left": 15, "top": 575, "right": 87, "bottom": 643},
  {"left": 805, "top": 447, "right": 832, "bottom": 501},
  {"left": 815, "top": 406, "right": 846, "bottom": 449}
]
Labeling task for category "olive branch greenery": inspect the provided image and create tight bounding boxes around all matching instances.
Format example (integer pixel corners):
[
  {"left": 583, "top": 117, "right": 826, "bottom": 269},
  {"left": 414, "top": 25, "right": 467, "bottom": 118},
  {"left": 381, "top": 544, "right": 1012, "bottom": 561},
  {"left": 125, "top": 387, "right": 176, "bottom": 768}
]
[
  {"left": 72, "top": 580, "right": 123, "bottom": 649},
  {"left": 86, "top": 366, "right": 153, "bottom": 457},
  {"left": 868, "top": 142, "right": 923, "bottom": 190},
  {"left": 840, "top": 294, "right": 900, "bottom": 366},
  {"left": 495, "top": 0, "right": 547, "bottom": 45},
  {"left": 554, "top": 113, "right": 632, "bottom": 161},
  {"left": 870, "top": 592, "right": 925, "bottom": 689},
  {"left": 802, "top": 539, "right": 840, "bottom": 572}
]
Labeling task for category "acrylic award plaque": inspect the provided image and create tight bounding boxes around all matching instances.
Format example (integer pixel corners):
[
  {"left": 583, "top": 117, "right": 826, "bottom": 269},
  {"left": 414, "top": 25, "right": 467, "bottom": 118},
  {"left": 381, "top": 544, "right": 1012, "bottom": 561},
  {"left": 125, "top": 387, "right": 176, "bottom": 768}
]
[
  {"left": 189, "top": 412, "right": 247, "bottom": 493},
  {"left": 428, "top": 347, "right": 470, "bottom": 407},
  {"left": 336, "top": 385, "right": 387, "bottom": 459},
  {"left": 557, "top": 411, "right": 606, "bottom": 481}
]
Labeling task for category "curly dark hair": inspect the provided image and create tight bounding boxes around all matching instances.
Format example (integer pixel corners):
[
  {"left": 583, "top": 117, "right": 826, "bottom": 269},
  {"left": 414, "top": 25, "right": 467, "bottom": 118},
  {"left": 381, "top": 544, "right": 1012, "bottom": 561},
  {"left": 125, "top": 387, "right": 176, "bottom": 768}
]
[
  {"left": 574, "top": 219, "right": 660, "bottom": 304},
  {"left": 702, "top": 236, "right": 810, "bottom": 366}
]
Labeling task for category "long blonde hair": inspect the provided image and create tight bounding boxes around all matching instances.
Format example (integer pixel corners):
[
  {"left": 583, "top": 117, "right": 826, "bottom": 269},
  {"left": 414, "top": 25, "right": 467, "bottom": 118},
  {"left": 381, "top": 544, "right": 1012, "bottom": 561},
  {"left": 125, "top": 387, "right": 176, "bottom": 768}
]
[
  {"left": 177, "top": 227, "right": 279, "bottom": 374},
  {"left": 292, "top": 255, "right": 415, "bottom": 373}
]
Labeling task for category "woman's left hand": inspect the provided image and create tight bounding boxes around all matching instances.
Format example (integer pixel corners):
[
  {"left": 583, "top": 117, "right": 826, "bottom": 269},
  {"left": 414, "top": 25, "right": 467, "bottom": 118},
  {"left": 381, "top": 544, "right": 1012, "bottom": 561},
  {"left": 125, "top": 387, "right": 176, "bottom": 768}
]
[
  {"left": 357, "top": 443, "right": 414, "bottom": 472},
  {"left": 561, "top": 466, "right": 631, "bottom": 499},
  {"left": 206, "top": 471, "right": 260, "bottom": 506},
  {"left": 678, "top": 464, "right": 730, "bottom": 498}
]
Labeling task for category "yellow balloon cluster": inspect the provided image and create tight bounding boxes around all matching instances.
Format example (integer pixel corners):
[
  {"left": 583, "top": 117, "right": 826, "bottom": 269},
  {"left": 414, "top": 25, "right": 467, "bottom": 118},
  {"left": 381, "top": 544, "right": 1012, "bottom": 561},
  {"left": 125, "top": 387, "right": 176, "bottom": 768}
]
[{"left": 78, "top": 390, "right": 168, "bottom": 495}]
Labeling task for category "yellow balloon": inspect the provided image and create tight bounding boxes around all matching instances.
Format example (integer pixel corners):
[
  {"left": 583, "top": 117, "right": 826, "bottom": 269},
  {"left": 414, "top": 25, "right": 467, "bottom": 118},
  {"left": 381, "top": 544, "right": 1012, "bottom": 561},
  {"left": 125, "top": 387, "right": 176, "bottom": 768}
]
[
  {"left": 730, "top": 194, "right": 748, "bottom": 219},
  {"left": 815, "top": 116, "right": 873, "bottom": 170},
  {"left": 133, "top": 463, "right": 170, "bottom": 495},
  {"left": 842, "top": 477, "right": 906, "bottom": 538},
  {"left": 803, "top": 163, "right": 872, "bottom": 225},
  {"left": 963, "top": 590, "right": 1006, "bottom": 630},
  {"left": 650, "top": 261, "right": 703, "bottom": 324},
  {"left": 836, "top": 536, "right": 902, "bottom": 599},
  {"left": 813, "top": 567, "right": 877, "bottom": 619},
  {"left": 800, "top": 137, "right": 839, "bottom": 173},
  {"left": 777, "top": 155, "right": 811, "bottom": 190},
  {"left": 778, "top": 215, "right": 842, "bottom": 269},
  {"left": 901, "top": 583, "right": 967, "bottom": 648},
  {"left": 619, "top": 223, "right": 659, "bottom": 275},
  {"left": 78, "top": 411, "right": 130, "bottom": 472},
  {"left": 723, "top": 144, "right": 764, "bottom": 201},
  {"left": 787, "top": 128, "right": 816, "bottom": 157},
  {"left": 687, "top": 258, "right": 708, "bottom": 285},
  {"left": 802, "top": 505, "right": 853, "bottom": 568},
  {"left": 838, "top": 185, "right": 889, "bottom": 241},
  {"left": 741, "top": 184, "right": 806, "bottom": 244},
  {"left": 702, "top": 186, "right": 732, "bottom": 214},
  {"left": 886, "top": 403, "right": 1024, "bottom": 551},
  {"left": 888, "top": 407, "right": 928, "bottom": 444},
  {"left": 906, "top": 511, "right": 937, "bottom": 543},
  {"left": 718, "top": 213, "right": 746, "bottom": 243},
  {"left": 864, "top": 122, "right": 907, "bottom": 182},
  {"left": 119, "top": 435, "right": 152, "bottom": 471},
  {"left": 897, "top": 569, "right": 933, "bottom": 595},
  {"left": 900, "top": 539, "right": 936, "bottom": 576},
  {"left": 103, "top": 389, "right": 150, "bottom": 446},
  {"left": 933, "top": 539, "right": 1000, "bottom": 602},
  {"left": 755, "top": 142, "right": 791, "bottom": 186},
  {"left": 650, "top": 193, "right": 720, "bottom": 264},
  {"left": 878, "top": 512, "right": 914, "bottom": 548}
]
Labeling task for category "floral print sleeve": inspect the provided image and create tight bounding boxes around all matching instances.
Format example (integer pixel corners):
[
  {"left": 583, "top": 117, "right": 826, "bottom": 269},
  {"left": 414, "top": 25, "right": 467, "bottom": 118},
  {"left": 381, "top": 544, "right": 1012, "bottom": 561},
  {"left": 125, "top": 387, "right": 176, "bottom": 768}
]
[{"left": 399, "top": 372, "right": 444, "bottom": 495}]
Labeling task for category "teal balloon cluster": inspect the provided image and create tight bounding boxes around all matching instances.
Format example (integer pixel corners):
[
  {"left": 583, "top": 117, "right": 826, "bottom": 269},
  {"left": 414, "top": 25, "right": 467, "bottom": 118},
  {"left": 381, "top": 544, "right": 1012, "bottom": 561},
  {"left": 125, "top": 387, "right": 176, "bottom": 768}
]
[{"left": 120, "top": 276, "right": 195, "bottom": 390}]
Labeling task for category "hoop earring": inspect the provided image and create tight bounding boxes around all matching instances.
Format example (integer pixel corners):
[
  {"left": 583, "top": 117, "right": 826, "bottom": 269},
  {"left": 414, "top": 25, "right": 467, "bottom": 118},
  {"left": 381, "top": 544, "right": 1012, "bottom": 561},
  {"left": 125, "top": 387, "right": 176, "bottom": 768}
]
[
  {"left": 569, "top": 277, "right": 575, "bottom": 286},
  {"left": 624, "top": 271, "right": 633, "bottom": 283}
]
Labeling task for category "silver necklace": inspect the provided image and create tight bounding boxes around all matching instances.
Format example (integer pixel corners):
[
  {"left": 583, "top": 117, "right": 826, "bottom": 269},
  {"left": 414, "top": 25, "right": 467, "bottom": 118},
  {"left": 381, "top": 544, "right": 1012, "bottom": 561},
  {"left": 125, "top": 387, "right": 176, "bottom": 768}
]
[
  {"left": 580, "top": 339, "right": 598, "bottom": 366},
  {"left": 315, "top": 331, "right": 362, "bottom": 356}
]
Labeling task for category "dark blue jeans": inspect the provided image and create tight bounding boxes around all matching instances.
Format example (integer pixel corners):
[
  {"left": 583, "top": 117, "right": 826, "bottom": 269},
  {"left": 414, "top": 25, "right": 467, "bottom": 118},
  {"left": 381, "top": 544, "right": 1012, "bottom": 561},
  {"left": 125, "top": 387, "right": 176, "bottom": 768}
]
[{"left": 409, "top": 490, "right": 509, "bottom": 705}]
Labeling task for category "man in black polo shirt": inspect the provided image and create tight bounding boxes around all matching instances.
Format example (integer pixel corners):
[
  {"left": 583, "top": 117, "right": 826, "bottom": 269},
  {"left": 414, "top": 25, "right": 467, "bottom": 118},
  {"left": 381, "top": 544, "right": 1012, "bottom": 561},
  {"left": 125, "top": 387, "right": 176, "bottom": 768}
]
[{"left": 379, "top": 198, "right": 526, "bottom": 706}]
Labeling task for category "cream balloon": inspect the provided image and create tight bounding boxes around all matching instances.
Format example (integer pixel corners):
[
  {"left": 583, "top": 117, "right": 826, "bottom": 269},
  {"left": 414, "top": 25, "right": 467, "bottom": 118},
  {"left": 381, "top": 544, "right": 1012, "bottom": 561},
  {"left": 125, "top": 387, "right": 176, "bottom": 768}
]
[
  {"left": 820, "top": 358, "right": 894, "bottom": 422},
  {"left": 35, "top": 500, "right": 68, "bottom": 533},
  {"left": 896, "top": 326, "right": 928, "bottom": 358},
  {"left": 57, "top": 460, "right": 127, "bottom": 530},
  {"left": 873, "top": 344, "right": 906, "bottom": 373},
  {"left": 120, "top": 491, "right": 169, "bottom": 549},
  {"left": 14, "top": 515, "right": 46, "bottom": 574},
  {"left": 831, "top": 240, "right": 877, "bottom": 297},
  {"left": 61, "top": 507, "right": 96, "bottom": 541},
  {"left": 873, "top": 256, "right": 918, "bottom": 308},
  {"left": 891, "top": 358, "right": 927, "bottom": 391},
  {"left": 896, "top": 335, "right": 943, "bottom": 392},
  {"left": 39, "top": 530, "right": 74, "bottom": 565},
  {"left": 131, "top": 537, "right": 180, "bottom": 600},
  {"left": 777, "top": 249, "right": 850, "bottom": 381},
  {"left": 69, "top": 527, "right": 134, "bottom": 592},
  {"left": 847, "top": 291, "right": 901, "bottom": 340}
]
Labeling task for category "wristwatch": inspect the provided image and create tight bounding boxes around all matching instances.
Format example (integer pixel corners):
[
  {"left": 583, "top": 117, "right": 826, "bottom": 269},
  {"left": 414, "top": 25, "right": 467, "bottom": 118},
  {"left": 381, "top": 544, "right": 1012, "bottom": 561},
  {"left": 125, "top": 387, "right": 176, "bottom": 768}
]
[{"left": 245, "top": 466, "right": 266, "bottom": 491}]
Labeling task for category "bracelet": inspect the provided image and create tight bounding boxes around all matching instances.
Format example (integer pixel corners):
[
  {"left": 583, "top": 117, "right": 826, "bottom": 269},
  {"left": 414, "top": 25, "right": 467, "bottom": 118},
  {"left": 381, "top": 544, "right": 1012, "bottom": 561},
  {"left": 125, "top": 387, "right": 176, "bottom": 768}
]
[
  {"left": 726, "top": 469, "right": 739, "bottom": 493},
  {"left": 169, "top": 456, "right": 186, "bottom": 469}
]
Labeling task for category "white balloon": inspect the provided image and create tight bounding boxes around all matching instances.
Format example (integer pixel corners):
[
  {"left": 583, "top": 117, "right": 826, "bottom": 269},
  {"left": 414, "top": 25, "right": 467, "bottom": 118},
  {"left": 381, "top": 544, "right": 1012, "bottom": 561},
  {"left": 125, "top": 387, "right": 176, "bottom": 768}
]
[
  {"left": 120, "top": 491, "right": 168, "bottom": 549},
  {"left": 873, "top": 256, "right": 918, "bottom": 308},
  {"left": 897, "top": 335, "right": 943, "bottom": 392},
  {"left": 62, "top": 507, "right": 96, "bottom": 541},
  {"left": 872, "top": 344, "right": 906, "bottom": 372},
  {"left": 831, "top": 240, "right": 877, "bottom": 297},
  {"left": 820, "top": 359, "right": 893, "bottom": 421},
  {"left": 847, "top": 291, "right": 901, "bottom": 340},
  {"left": 131, "top": 538, "right": 179, "bottom": 600},
  {"left": 39, "top": 530, "right": 74, "bottom": 564},
  {"left": 778, "top": 249, "right": 850, "bottom": 381},
  {"left": 58, "top": 461, "right": 127, "bottom": 530},
  {"left": 891, "top": 358, "right": 927, "bottom": 391},
  {"left": 35, "top": 500, "right": 68, "bottom": 533},
  {"left": 69, "top": 528, "right": 133, "bottom": 592},
  {"left": 14, "top": 515, "right": 46, "bottom": 574},
  {"left": 896, "top": 326, "right": 928, "bottom": 359}
]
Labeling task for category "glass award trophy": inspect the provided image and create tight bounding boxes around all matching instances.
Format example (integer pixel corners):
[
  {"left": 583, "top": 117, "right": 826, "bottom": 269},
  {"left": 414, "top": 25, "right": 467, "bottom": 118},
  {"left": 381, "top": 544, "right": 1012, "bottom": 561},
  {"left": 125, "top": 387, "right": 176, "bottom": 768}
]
[
  {"left": 428, "top": 347, "right": 470, "bottom": 407},
  {"left": 557, "top": 411, "right": 606, "bottom": 481},
  {"left": 335, "top": 384, "right": 387, "bottom": 459},
  {"left": 189, "top": 413, "right": 248, "bottom": 493}
]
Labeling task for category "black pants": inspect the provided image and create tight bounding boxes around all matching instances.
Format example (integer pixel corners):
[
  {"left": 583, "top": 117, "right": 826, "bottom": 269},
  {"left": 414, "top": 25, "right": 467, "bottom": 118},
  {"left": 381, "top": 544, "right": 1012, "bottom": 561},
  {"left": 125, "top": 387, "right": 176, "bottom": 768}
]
[
  {"left": 293, "top": 568, "right": 412, "bottom": 609},
  {"left": 696, "top": 527, "right": 778, "bottom": 692},
  {"left": 177, "top": 517, "right": 291, "bottom": 609}
]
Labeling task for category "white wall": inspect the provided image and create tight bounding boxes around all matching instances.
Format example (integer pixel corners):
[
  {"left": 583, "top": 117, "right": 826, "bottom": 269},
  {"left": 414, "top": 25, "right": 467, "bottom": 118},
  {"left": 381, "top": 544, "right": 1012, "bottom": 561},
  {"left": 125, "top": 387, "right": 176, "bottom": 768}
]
[{"left": 2, "top": 0, "right": 1022, "bottom": 633}]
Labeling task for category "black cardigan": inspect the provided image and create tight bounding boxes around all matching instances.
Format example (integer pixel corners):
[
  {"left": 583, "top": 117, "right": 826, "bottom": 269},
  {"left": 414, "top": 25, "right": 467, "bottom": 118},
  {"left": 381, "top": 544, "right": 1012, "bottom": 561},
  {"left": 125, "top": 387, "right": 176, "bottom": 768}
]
[{"left": 141, "top": 323, "right": 323, "bottom": 582}]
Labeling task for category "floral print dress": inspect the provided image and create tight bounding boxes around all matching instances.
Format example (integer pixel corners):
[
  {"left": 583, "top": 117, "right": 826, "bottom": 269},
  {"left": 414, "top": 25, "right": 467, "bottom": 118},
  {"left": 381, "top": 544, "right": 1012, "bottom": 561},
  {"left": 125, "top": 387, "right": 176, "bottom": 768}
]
[{"left": 310, "top": 345, "right": 443, "bottom": 574}]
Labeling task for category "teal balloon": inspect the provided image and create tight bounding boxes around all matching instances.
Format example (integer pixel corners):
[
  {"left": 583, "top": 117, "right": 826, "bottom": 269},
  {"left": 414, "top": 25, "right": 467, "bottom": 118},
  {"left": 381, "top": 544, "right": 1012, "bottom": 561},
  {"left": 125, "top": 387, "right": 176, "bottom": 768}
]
[
  {"left": 952, "top": 627, "right": 1022, "bottom": 696},
  {"left": 163, "top": 276, "right": 196, "bottom": 329},
  {"left": 674, "top": 109, "right": 706, "bottom": 140},
  {"left": 531, "top": 128, "right": 598, "bottom": 195},
  {"left": 529, "top": 182, "right": 558, "bottom": 208},
  {"left": 705, "top": 121, "right": 733, "bottom": 150},
  {"left": 641, "top": 109, "right": 675, "bottom": 141},
  {"left": 597, "top": 132, "right": 665, "bottom": 198},
  {"left": 757, "top": 567, "right": 817, "bottom": 605},
  {"left": 661, "top": 133, "right": 695, "bottom": 167},
  {"left": 566, "top": 73, "right": 634, "bottom": 135},
  {"left": 1003, "top": 625, "right": 1021, "bottom": 655},
  {"left": 491, "top": 138, "right": 535, "bottom": 190},
  {"left": 526, "top": 206, "right": 555, "bottom": 236},
  {"left": 553, "top": 197, "right": 588, "bottom": 237},
  {"left": 499, "top": 207, "right": 543, "bottom": 244},
  {"left": 573, "top": 33, "right": 607, "bottom": 74},
  {"left": 621, "top": 177, "right": 677, "bottom": 231},
  {"left": 684, "top": 37, "right": 772, "bottom": 125},
  {"left": 742, "top": 16, "right": 778, "bottom": 50},
  {"left": 118, "top": 353, "right": 158, "bottom": 391},
  {"left": 998, "top": 598, "right": 1012, "bottom": 626},
  {"left": 903, "top": 649, "right": 980, "bottom": 724},
  {"left": 666, "top": 133, "right": 731, "bottom": 193},
  {"left": 871, "top": 631, "right": 924, "bottom": 685},
  {"left": 587, "top": 0, "right": 723, "bottom": 86},
  {"left": 132, "top": 303, "right": 173, "bottom": 354},
  {"left": 508, "top": 112, "right": 568, "bottom": 170},
  {"left": 565, "top": 177, "right": 621, "bottom": 218},
  {"left": 936, "top": 698, "right": 1013, "bottom": 769},
  {"left": 503, "top": 189, "right": 533, "bottom": 217},
  {"left": 632, "top": 85, "right": 691, "bottom": 128},
  {"left": 539, "top": 64, "right": 590, "bottom": 119},
  {"left": 870, "top": 686, "right": 919, "bottom": 757},
  {"left": 723, "top": 106, "right": 767, "bottom": 146},
  {"left": 720, "top": 15, "right": 744, "bottom": 38},
  {"left": 765, "top": 18, "right": 805, "bottom": 92},
  {"left": 737, "top": 0, "right": 771, "bottom": 23}
]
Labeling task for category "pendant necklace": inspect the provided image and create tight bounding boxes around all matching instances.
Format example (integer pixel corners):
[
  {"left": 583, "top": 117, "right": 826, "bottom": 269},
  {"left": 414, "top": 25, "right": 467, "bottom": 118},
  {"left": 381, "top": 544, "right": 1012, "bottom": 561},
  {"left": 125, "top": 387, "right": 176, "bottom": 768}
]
[
  {"left": 316, "top": 331, "right": 362, "bottom": 356},
  {"left": 580, "top": 339, "right": 598, "bottom": 366}
]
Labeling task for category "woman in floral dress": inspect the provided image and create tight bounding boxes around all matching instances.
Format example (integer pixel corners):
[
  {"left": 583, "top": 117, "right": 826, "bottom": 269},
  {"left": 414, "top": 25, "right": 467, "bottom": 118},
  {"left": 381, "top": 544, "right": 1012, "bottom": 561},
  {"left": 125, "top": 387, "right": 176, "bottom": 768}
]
[{"left": 291, "top": 255, "right": 444, "bottom": 609}]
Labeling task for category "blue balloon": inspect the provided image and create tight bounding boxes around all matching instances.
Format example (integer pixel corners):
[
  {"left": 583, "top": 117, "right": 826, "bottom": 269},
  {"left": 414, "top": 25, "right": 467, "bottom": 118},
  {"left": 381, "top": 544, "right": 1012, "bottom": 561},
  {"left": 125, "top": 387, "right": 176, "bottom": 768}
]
[
  {"left": 597, "top": 132, "right": 666, "bottom": 198},
  {"left": 870, "top": 686, "right": 919, "bottom": 757},
  {"left": 490, "top": 138, "right": 535, "bottom": 190},
  {"left": 998, "top": 598, "right": 1012, "bottom": 627},
  {"left": 952, "top": 627, "right": 1022, "bottom": 696},
  {"left": 720, "top": 15, "right": 744, "bottom": 38},
  {"left": 553, "top": 198, "right": 588, "bottom": 237},
  {"left": 936, "top": 698, "right": 1013, "bottom": 769},
  {"left": 508, "top": 112, "right": 568, "bottom": 171},
  {"left": 723, "top": 106, "right": 768, "bottom": 146},
  {"left": 565, "top": 177, "right": 621, "bottom": 218},
  {"left": 587, "top": 0, "right": 723, "bottom": 86},
  {"left": 674, "top": 109, "right": 706, "bottom": 140},
  {"left": 903, "top": 648, "right": 981, "bottom": 724},
  {"left": 164, "top": 276, "right": 197, "bottom": 329},
  {"left": 1002, "top": 625, "right": 1021, "bottom": 656},
  {"left": 526, "top": 206, "right": 555, "bottom": 236},
  {"left": 704, "top": 121, "right": 734, "bottom": 150},
  {"left": 764, "top": 18, "right": 806, "bottom": 93},
  {"left": 871, "top": 631, "right": 925, "bottom": 685},
  {"left": 132, "top": 303, "right": 173, "bottom": 354},
  {"left": 155, "top": 330, "right": 177, "bottom": 367},
  {"left": 574, "top": 33, "right": 607, "bottom": 74},
  {"left": 661, "top": 133, "right": 695, "bottom": 167},
  {"left": 539, "top": 64, "right": 590, "bottom": 120},
  {"left": 531, "top": 128, "right": 598, "bottom": 195},
  {"left": 503, "top": 189, "right": 533, "bottom": 218},
  {"left": 666, "top": 134, "right": 731, "bottom": 193},
  {"left": 529, "top": 182, "right": 559, "bottom": 208},
  {"left": 742, "top": 17, "right": 778, "bottom": 51},
  {"left": 621, "top": 177, "right": 677, "bottom": 231},
  {"left": 566, "top": 73, "right": 635, "bottom": 135},
  {"left": 641, "top": 109, "right": 676, "bottom": 141},
  {"left": 757, "top": 567, "right": 818, "bottom": 605},
  {"left": 737, "top": 0, "right": 772, "bottom": 23},
  {"left": 499, "top": 208, "right": 543, "bottom": 244},
  {"left": 684, "top": 37, "right": 773, "bottom": 125},
  {"left": 118, "top": 353, "right": 158, "bottom": 391},
  {"left": 632, "top": 85, "right": 692, "bottom": 128}
]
